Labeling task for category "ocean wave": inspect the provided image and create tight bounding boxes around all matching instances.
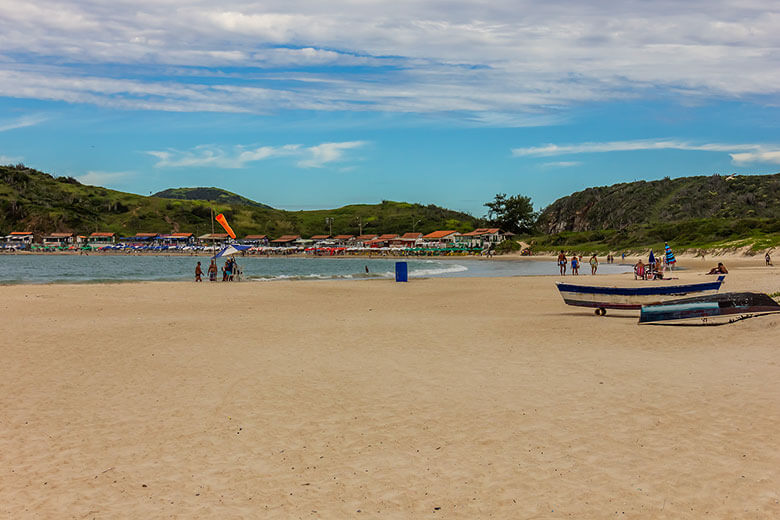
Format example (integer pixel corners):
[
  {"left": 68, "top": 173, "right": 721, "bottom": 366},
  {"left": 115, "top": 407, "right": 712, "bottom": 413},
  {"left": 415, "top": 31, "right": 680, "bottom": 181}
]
[{"left": 409, "top": 264, "right": 468, "bottom": 277}]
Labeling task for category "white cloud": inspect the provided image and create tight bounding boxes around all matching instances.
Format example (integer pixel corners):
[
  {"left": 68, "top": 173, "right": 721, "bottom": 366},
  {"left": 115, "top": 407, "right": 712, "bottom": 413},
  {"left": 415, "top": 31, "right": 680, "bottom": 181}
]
[
  {"left": 0, "top": 113, "right": 47, "bottom": 132},
  {"left": 730, "top": 150, "right": 780, "bottom": 165},
  {"left": 0, "top": 154, "right": 23, "bottom": 164},
  {"left": 147, "top": 141, "right": 365, "bottom": 169},
  {"left": 298, "top": 141, "right": 366, "bottom": 168},
  {"left": 76, "top": 170, "right": 132, "bottom": 186},
  {"left": 512, "top": 138, "right": 780, "bottom": 165},
  {"left": 0, "top": 1, "right": 778, "bottom": 123},
  {"left": 540, "top": 161, "right": 581, "bottom": 168}
]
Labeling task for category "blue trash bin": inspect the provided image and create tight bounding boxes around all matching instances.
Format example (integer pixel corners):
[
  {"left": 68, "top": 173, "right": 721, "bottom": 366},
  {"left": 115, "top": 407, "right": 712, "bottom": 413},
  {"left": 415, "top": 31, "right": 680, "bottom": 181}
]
[{"left": 395, "top": 261, "right": 408, "bottom": 282}]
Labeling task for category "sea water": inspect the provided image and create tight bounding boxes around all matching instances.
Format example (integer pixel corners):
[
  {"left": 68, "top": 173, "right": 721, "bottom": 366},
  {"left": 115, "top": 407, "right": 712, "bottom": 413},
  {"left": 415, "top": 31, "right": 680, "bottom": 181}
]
[{"left": 0, "top": 254, "right": 632, "bottom": 284}]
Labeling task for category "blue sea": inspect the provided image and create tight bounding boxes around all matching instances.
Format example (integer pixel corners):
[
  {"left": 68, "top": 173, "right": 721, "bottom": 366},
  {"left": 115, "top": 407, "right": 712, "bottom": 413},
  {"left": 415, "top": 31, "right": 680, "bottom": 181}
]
[{"left": 0, "top": 254, "right": 632, "bottom": 284}]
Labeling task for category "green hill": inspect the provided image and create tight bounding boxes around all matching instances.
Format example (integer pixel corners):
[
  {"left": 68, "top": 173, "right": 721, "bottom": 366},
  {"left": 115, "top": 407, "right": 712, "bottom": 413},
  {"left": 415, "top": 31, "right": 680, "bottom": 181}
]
[
  {"left": 152, "top": 187, "right": 273, "bottom": 209},
  {"left": 537, "top": 173, "right": 780, "bottom": 233},
  {"left": 531, "top": 173, "right": 780, "bottom": 252},
  {"left": 0, "top": 164, "right": 481, "bottom": 237}
]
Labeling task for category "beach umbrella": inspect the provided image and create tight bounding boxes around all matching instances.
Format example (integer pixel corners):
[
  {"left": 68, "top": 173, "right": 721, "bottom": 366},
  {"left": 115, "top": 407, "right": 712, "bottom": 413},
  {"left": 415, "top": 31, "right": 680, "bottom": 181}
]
[{"left": 212, "top": 244, "right": 251, "bottom": 258}]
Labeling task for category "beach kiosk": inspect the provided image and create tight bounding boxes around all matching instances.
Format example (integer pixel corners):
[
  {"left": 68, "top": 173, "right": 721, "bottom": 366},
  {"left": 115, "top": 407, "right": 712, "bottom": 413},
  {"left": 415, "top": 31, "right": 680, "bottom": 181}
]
[
  {"left": 42, "top": 232, "right": 75, "bottom": 249},
  {"left": 87, "top": 232, "right": 115, "bottom": 249},
  {"left": 4, "top": 231, "right": 34, "bottom": 250}
]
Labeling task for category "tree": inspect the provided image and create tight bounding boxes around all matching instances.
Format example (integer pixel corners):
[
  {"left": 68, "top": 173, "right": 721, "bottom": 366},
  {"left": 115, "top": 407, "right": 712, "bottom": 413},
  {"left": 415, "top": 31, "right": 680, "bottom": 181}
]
[{"left": 484, "top": 193, "right": 537, "bottom": 234}]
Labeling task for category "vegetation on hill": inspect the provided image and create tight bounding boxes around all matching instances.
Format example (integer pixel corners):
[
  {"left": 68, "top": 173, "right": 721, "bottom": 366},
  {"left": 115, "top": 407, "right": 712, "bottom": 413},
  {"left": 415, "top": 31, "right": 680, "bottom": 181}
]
[
  {"left": 526, "top": 217, "right": 780, "bottom": 254},
  {"left": 537, "top": 173, "right": 780, "bottom": 234},
  {"left": 152, "top": 187, "right": 272, "bottom": 209},
  {"left": 3, "top": 164, "right": 778, "bottom": 251},
  {"left": 0, "top": 164, "right": 481, "bottom": 237}
]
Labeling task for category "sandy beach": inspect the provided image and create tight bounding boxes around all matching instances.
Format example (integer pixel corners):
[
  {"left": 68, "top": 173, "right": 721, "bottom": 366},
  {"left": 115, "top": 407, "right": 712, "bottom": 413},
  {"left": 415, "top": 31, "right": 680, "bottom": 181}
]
[{"left": 1, "top": 262, "right": 779, "bottom": 518}]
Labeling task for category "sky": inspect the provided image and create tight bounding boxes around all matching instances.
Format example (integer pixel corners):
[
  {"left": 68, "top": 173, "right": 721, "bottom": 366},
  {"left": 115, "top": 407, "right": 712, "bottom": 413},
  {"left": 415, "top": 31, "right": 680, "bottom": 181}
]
[{"left": 1, "top": 0, "right": 780, "bottom": 216}]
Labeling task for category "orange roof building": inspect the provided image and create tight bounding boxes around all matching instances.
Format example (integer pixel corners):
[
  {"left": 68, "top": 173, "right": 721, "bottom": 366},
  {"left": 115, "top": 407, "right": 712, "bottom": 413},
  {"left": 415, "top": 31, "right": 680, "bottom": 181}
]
[
  {"left": 271, "top": 235, "right": 301, "bottom": 244},
  {"left": 422, "top": 230, "right": 458, "bottom": 240}
]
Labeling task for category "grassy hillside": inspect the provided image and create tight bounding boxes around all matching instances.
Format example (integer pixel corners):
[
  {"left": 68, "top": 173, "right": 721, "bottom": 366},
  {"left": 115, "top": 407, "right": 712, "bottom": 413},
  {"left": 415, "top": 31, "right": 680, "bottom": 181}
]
[
  {"left": 537, "top": 173, "right": 780, "bottom": 233},
  {"left": 0, "top": 164, "right": 481, "bottom": 237},
  {"left": 153, "top": 187, "right": 272, "bottom": 209},
  {"left": 526, "top": 217, "right": 780, "bottom": 254}
]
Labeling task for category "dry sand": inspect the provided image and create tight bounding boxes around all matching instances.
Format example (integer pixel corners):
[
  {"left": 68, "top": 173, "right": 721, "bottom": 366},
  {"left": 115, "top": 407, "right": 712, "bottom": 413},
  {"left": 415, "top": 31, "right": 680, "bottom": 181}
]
[{"left": 1, "top": 263, "right": 779, "bottom": 518}]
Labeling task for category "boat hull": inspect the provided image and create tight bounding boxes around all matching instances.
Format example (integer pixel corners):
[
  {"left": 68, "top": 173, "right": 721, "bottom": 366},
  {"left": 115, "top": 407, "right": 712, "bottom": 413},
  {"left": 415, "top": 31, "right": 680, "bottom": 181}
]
[
  {"left": 556, "top": 276, "right": 725, "bottom": 310},
  {"left": 639, "top": 292, "right": 780, "bottom": 324}
]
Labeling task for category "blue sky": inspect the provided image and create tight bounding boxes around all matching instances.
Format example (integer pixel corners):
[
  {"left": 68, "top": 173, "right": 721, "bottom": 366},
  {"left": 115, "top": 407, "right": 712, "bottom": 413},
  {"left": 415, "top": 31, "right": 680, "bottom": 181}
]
[{"left": 1, "top": 1, "right": 779, "bottom": 216}]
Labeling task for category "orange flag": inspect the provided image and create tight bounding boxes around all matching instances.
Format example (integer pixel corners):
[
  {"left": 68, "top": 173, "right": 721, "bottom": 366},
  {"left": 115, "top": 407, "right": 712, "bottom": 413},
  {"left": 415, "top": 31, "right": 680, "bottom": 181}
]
[{"left": 215, "top": 213, "right": 236, "bottom": 239}]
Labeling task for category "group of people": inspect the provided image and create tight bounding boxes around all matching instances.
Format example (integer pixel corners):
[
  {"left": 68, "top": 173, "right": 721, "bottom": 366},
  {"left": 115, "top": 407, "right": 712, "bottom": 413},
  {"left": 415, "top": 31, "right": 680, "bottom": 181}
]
[
  {"left": 195, "top": 258, "right": 240, "bottom": 282},
  {"left": 557, "top": 251, "right": 599, "bottom": 275},
  {"left": 634, "top": 243, "right": 677, "bottom": 279},
  {"left": 634, "top": 243, "right": 675, "bottom": 279}
]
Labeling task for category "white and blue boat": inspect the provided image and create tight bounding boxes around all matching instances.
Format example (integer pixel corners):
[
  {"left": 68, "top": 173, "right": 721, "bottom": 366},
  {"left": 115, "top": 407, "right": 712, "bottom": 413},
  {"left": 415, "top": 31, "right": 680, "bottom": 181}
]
[
  {"left": 639, "top": 292, "right": 780, "bottom": 325},
  {"left": 556, "top": 275, "right": 726, "bottom": 315}
]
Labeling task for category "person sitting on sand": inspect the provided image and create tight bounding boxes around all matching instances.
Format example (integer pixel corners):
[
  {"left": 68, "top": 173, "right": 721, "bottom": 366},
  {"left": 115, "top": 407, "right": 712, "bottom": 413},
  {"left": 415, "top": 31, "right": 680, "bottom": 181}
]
[
  {"left": 635, "top": 259, "right": 645, "bottom": 280},
  {"left": 195, "top": 261, "right": 203, "bottom": 282},
  {"left": 707, "top": 262, "right": 728, "bottom": 275}
]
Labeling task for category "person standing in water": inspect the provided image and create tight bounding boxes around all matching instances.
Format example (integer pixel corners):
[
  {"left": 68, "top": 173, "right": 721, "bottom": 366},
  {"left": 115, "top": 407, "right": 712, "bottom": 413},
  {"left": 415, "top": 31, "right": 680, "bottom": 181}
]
[
  {"left": 208, "top": 259, "right": 218, "bottom": 281},
  {"left": 195, "top": 261, "right": 203, "bottom": 282},
  {"left": 589, "top": 254, "right": 598, "bottom": 275},
  {"left": 557, "top": 250, "right": 567, "bottom": 275}
]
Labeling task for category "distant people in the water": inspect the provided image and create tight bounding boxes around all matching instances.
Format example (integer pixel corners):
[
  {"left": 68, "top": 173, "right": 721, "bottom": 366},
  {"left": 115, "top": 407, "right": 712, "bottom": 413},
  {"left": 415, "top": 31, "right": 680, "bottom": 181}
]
[
  {"left": 707, "top": 263, "right": 728, "bottom": 275},
  {"left": 571, "top": 254, "right": 580, "bottom": 275},
  {"left": 589, "top": 254, "right": 598, "bottom": 275}
]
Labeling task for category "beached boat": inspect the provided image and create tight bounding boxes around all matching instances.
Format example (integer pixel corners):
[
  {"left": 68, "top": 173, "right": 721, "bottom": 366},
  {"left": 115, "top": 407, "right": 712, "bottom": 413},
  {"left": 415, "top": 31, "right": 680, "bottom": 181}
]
[
  {"left": 556, "top": 275, "right": 725, "bottom": 315},
  {"left": 639, "top": 292, "right": 780, "bottom": 325}
]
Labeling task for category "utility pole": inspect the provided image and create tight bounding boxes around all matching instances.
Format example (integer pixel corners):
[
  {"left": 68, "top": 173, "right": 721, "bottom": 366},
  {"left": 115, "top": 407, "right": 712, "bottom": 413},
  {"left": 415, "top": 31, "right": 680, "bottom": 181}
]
[
  {"left": 355, "top": 216, "right": 363, "bottom": 235},
  {"left": 210, "top": 202, "right": 216, "bottom": 257},
  {"left": 325, "top": 217, "right": 334, "bottom": 236}
]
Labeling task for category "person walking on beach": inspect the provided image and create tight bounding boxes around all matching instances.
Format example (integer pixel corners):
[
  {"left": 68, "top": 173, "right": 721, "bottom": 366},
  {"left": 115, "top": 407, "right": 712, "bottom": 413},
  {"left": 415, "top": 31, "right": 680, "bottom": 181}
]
[
  {"left": 195, "top": 261, "right": 203, "bottom": 282},
  {"left": 208, "top": 259, "right": 217, "bottom": 281},
  {"left": 590, "top": 254, "right": 598, "bottom": 275},
  {"left": 558, "top": 251, "right": 567, "bottom": 275},
  {"left": 767, "top": 252, "right": 773, "bottom": 266}
]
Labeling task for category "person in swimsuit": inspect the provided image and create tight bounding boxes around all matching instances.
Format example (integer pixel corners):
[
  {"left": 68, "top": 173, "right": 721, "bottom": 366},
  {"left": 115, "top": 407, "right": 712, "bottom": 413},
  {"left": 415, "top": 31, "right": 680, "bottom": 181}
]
[
  {"left": 557, "top": 251, "right": 567, "bottom": 275},
  {"left": 195, "top": 261, "right": 203, "bottom": 282},
  {"left": 208, "top": 259, "right": 217, "bottom": 281}
]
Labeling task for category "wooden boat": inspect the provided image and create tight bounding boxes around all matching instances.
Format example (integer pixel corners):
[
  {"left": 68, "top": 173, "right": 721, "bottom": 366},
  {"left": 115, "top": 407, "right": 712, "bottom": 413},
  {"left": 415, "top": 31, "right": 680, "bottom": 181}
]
[
  {"left": 639, "top": 292, "right": 780, "bottom": 325},
  {"left": 556, "top": 275, "right": 725, "bottom": 315}
]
